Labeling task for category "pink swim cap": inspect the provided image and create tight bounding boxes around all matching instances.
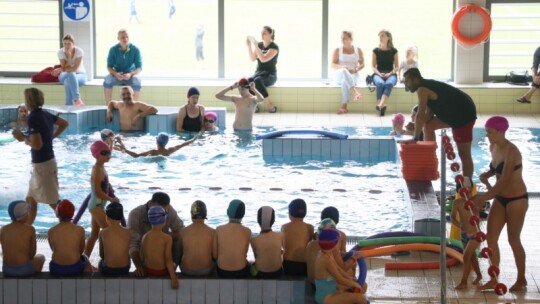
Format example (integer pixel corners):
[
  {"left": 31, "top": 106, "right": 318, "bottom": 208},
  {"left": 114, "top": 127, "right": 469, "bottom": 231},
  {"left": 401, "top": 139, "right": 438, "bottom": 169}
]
[
  {"left": 392, "top": 113, "right": 405, "bottom": 125},
  {"left": 485, "top": 116, "right": 509, "bottom": 132},
  {"left": 90, "top": 140, "right": 110, "bottom": 159},
  {"left": 205, "top": 111, "right": 217, "bottom": 121}
]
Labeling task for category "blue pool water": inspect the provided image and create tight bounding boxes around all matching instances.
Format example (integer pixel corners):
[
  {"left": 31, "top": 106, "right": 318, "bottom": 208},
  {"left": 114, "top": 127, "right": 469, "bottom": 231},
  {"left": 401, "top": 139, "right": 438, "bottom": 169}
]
[{"left": 1, "top": 126, "right": 539, "bottom": 235}]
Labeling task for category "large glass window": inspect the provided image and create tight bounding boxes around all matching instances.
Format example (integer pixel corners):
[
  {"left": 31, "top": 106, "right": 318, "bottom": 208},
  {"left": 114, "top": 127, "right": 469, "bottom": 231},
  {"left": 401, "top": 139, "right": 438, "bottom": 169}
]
[
  {"left": 95, "top": 0, "right": 218, "bottom": 78},
  {"left": 0, "top": 0, "right": 59, "bottom": 75},
  {"left": 224, "top": 0, "right": 322, "bottom": 79},
  {"left": 329, "top": 0, "right": 453, "bottom": 80},
  {"left": 487, "top": 2, "right": 540, "bottom": 78}
]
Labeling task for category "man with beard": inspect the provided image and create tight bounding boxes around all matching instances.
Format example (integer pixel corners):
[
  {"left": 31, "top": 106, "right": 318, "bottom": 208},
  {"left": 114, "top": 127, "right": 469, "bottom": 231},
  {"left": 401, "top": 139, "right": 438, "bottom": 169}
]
[{"left": 106, "top": 86, "right": 157, "bottom": 131}]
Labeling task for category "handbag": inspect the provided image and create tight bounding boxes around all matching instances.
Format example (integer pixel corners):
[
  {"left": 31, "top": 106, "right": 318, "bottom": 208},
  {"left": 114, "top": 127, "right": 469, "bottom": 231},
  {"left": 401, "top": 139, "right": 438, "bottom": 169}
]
[
  {"left": 505, "top": 70, "right": 530, "bottom": 86},
  {"left": 365, "top": 74, "right": 375, "bottom": 92},
  {"left": 31, "top": 65, "right": 61, "bottom": 83}
]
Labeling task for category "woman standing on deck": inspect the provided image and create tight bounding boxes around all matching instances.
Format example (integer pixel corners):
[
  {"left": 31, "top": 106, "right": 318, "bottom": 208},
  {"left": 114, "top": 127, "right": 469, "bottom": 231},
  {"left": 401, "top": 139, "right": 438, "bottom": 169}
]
[{"left": 473, "top": 116, "right": 528, "bottom": 292}]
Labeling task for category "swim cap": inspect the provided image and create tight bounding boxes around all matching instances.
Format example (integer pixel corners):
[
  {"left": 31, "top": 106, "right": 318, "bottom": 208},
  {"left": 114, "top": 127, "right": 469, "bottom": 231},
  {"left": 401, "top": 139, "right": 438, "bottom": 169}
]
[
  {"left": 191, "top": 200, "right": 207, "bottom": 219},
  {"left": 485, "top": 116, "right": 509, "bottom": 132},
  {"left": 148, "top": 205, "right": 167, "bottom": 225},
  {"left": 227, "top": 199, "right": 245, "bottom": 219},
  {"left": 106, "top": 202, "right": 124, "bottom": 221},
  {"left": 90, "top": 140, "right": 110, "bottom": 159},
  {"left": 257, "top": 206, "right": 275, "bottom": 230},
  {"left": 321, "top": 206, "right": 339, "bottom": 224},
  {"left": 57, "top": 199, "right": 75, "bottom": 221},
  {"left": 187, "top": 87, "right": 200, "bottom": 98},
  {"left": 392, "top": 113, "right": 405, "bottom": 125},
  {"left": 8, "top": 200, "right": 31, "bottom": 222},
  {"left": 100, "top": 129, "right": 114, "bottom": 141},
  {"left": 204, "top": 111, "right": 217, "bottom": 121},
  {"left": 318, "top": 228, "right": 340, "bottom": 250},
  {"left": 238, "top": 78, "right": 250, "bottom": 88},
  {"left": 288, "top": 198, "right": 307, "bottom": 218},
  {"left": 318, "top": 218, "right": 336, "bottom": 233},
  {"left": 156, "top": 133, "right": 169, "bottom": 147},
  {"left": 151, "top": 192, "right": 170, "bottom": 206}
]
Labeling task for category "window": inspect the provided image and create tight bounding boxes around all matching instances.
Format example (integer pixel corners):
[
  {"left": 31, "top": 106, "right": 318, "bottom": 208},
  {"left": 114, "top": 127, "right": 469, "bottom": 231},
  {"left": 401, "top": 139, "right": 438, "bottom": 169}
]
[
  {"left": 0, "top": 0, "right": 59, "bottom": 75},
  {"left": 329, "top": 0, "right": 453, "bottom": 81},
  {"left": 95, "top": 0, "right": 219, "bottom": 78},
  {"left": 486, "top": 1, "right": 540, "bottom": 78},
  {"left": 224, "top": 0, "right": 322, "bottom": 79}
]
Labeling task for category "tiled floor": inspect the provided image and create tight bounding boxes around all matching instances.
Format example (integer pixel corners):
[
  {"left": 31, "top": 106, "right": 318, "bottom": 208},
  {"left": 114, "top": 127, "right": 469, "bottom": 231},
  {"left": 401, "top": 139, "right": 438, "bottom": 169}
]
[{"left": 3, "top": 111, "right": 540, "bottom": 303}]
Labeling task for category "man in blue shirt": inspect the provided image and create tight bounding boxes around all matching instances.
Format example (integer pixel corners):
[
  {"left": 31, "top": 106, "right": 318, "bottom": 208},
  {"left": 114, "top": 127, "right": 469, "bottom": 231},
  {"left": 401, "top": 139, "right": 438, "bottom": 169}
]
[{"left": 103, "top": 29, "right": 142, "bottom": 105}]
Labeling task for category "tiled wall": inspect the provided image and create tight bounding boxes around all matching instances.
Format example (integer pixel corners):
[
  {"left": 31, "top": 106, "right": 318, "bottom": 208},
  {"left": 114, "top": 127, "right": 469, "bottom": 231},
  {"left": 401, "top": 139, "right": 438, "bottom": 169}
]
[
  {"left": 0, "top": 106, "right": 227, "bottom": 134},
  {"left": 262, "top": 136, "right": 396, "bottom": 163},
  {"left": 1, "top": 82, "right": 538, "bottom": 114},
  {"left": 0, "top": 276, "right": 306, "bottom": 304}
]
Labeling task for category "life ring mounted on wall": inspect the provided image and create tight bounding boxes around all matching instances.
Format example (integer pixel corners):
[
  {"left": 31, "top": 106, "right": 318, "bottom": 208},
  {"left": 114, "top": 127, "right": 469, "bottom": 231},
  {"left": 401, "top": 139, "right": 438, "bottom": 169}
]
[{"left": 452, "top": 4, "right": 492, "bottom": 46}]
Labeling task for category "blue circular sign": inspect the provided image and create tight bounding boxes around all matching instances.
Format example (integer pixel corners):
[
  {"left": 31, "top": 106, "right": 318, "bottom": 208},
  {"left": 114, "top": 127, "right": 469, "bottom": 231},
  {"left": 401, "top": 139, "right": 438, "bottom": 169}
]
[{"left": 63, "top": 0, "right": 90, "bottom": 21}]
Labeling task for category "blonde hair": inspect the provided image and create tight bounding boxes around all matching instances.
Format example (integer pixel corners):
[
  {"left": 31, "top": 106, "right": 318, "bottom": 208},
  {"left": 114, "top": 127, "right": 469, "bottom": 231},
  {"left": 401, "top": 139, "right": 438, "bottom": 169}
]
[
  {"left": 24, "top": 88, "right": 45, "bottom": 110},
  {"left": 117, "top": 29, "right": 128, "bottom": 38},
  {"left": 63, "top": 34, "right": 75, "bottom": 43},
  {"left": 406, "top": 46, "right": 418, "bottom": 61},
  {"left": 342, "top": 31, "right": 353, "bottom": 40}
]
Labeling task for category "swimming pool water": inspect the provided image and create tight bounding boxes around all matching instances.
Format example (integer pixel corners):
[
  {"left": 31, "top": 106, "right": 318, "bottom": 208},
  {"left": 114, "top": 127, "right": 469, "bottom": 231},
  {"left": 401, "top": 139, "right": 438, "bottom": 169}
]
[
  {"left": 1, "top": 126, "right": 538, "bottom": 235},
  {"left": 0, "top": 127, "right": 410, "bottom": 236}
]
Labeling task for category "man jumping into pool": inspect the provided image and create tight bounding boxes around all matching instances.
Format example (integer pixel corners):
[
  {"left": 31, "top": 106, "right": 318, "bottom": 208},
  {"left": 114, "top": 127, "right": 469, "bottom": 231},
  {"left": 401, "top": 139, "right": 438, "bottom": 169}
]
[
  {"left": 404, "top": 68, "right": 477, "bottom": 180},
  {"left": 215, "top": 78, "right": 263, "bottom": 132}
]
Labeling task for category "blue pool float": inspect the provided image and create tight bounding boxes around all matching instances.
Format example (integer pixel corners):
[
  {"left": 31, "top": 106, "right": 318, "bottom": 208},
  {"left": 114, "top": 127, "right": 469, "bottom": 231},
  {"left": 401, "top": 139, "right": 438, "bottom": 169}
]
[
  {"left": 343, "top": 244, "right": 370, "bottom": 303},
  {"left": 255, "top": 129, "right": 348, "bottom": 140},
  {"left": 72, "top": 188, "right": 126, "bottom": 227}
]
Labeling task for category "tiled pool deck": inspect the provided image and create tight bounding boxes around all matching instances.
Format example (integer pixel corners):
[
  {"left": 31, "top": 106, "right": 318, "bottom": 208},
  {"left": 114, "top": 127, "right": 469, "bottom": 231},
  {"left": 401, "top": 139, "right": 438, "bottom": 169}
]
[{"left": 2, "top": 111, "right": 540, "bottom": 303}]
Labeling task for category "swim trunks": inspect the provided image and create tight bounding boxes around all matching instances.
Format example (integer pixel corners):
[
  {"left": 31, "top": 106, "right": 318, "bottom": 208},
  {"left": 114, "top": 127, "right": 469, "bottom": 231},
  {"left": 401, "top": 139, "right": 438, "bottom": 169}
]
[{"left": 2, "top": 260, "right": 34, "bottom": 277}]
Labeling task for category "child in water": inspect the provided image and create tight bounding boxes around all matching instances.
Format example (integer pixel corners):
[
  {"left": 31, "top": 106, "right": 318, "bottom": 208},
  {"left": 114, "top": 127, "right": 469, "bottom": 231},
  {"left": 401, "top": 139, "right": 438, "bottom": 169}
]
[{"left": 390, "top": 113, "right": 406, "bottom": 136}]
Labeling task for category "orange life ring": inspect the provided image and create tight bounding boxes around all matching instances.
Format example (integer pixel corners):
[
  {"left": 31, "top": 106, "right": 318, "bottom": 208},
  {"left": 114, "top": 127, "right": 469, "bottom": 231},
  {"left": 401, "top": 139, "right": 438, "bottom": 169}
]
[{"left": 452, "top": 4, "right": 492, "bottom": 46}]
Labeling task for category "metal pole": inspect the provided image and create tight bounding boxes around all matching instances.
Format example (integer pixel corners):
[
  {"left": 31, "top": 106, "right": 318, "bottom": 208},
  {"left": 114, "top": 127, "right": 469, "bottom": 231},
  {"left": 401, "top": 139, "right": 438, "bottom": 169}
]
[{"left": 440, "top": 130, "right": 447, "bottom": 303}]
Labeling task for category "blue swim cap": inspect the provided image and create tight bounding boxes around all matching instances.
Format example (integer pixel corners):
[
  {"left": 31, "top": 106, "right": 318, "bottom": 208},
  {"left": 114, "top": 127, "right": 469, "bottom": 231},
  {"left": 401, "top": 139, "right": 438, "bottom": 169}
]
[
  {"left": 148, "top": 206, "right": 167, "bottom": 225},
  {"left": 227, "top": 199, "right": 245, "bottom": 219},
  {"left": 156, "top": 133, "right": 169, "bottom": 147},
  {"left": 8, "top": 200, "right": 30, "bottom": 222},
  {"left": 289, "top": 198, "right": 307, "bottom": 218},
  {"left": 318, "top": 228, "right": 340, "bottom": 250}
]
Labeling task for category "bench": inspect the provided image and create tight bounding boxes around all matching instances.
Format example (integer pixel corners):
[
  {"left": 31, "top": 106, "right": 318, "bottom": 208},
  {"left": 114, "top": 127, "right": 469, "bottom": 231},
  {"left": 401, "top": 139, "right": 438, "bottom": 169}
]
[
  {"left": 0, "top": 78, "right": 536, "bottom": 114},
  {"left": 0, "top": 273, "right": 307, "bottom": 304}
]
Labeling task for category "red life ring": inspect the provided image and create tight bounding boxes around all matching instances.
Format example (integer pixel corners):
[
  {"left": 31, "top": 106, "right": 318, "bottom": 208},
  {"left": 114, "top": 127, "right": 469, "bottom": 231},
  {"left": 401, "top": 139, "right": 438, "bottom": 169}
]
[{"left": 452, "top": 4, "right": 492, "bottom": 46}]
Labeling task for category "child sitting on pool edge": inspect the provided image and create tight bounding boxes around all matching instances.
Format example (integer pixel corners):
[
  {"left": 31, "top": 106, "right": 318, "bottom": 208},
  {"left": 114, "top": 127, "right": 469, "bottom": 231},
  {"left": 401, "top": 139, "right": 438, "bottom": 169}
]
[
  {"left": 141, "top": 205, "right": 179, "bottom": 289},
  {"left": 0, "top": 200, "right": 45, "bottom": 276},
  {"left": 99, "top": 202, "right": 131, "bottom": 276},
  {"left": 48, "top": 199, "right": 93, "bottom": 275},
  {"left": 250, "top": 206, "right": 283, "bottom": 279},
  {"left": 281, "top": 198, "right": 314, "bottom": 276}
]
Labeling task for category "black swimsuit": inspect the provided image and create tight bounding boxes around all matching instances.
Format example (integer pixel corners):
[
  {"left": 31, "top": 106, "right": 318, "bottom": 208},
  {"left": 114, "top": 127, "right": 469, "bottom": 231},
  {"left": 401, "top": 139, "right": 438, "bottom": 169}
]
[{"left": 489, "top": 162, "right": 528, "bottom": 207}]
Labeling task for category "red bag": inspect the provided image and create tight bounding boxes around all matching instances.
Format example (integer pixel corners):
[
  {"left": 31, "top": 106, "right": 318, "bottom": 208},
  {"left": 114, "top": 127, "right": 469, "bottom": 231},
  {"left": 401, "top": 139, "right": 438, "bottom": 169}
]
[{"left": 31, "top": 65, "right": 61, "bottom": 83}]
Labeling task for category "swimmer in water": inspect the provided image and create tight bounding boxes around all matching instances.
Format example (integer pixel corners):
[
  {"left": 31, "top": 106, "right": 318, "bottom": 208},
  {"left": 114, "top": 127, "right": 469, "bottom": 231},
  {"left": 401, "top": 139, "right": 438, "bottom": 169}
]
[
  {"left": 5, "top": 104, "right": 28, "bottom": 128},
  {"left": 117, "top": 132, "right": 200, "bottom": 158}
]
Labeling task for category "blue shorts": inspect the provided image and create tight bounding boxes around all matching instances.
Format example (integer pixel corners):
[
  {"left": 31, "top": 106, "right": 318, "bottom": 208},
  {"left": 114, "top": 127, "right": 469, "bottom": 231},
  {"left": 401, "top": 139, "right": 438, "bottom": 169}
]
[
  {"left": 50, "top": 255, "right": 89, "bottom": 275},
  {"left": 103, "top": 74, "right": 142, "bottom": 91},
  {"left": 2, "top": 261, "right": 34, "bottom": 277}
]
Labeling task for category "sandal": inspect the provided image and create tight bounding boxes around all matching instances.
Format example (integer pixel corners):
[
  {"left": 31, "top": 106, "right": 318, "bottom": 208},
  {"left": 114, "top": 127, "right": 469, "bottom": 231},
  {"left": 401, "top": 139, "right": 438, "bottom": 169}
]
[
  {"left": 516, "top": 97, "right": 531, "bottom": 104},
  {"left": 380, "top": 106, "right": 387, "bottom": 117},
  {"left": 337, "top": 108, "right": 348, "bottom": 115},
  {"left": 268, "top": 106, "right": 277, "bottom": 113}
]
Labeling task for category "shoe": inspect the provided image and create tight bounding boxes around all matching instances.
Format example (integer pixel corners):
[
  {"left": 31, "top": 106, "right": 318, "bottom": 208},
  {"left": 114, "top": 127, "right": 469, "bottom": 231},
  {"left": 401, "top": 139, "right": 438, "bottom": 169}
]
[
  {"left": 380, "top": 106, "right": 387, "bottom": 116},
  {"left": 516, "top": 97, "right": 531, "bottom": 104},
  {"left": 254, "top": 104, "right": 260, "bottom": 113},
  {"left": 268, "top": 106, "right": 277, "bottom": 113},
  {"left": 376, "top": 105, "right": 381, "bottom": 111},
  {"left": 337, "top": 108, "right": 348, "bottom": 114}
]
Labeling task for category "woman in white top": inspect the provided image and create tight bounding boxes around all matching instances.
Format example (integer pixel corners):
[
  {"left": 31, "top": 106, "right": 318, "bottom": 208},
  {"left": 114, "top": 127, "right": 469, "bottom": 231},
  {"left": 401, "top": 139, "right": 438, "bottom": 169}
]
[
  {"left": 331, "top": 31, "right": 364, "bottom": 114},
  {"left": 53, "top": 34, "right": 86, "bottom": 106}
]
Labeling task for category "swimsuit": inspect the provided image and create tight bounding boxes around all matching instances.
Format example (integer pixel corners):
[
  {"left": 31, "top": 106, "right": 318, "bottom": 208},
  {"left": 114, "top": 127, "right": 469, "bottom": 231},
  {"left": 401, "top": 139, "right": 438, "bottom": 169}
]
[
  {"left": 489, "top": 162, "right": 527, "bottom": 207},
  {"left": 216, "top": 263, "right": 250, "bottom": 279},
  {"left": 144, "top": 267, "right": 169, "bottom": 277},
  {"left": 460, "top": 231, "right": 477, "bottom": 246},
  {"left": 99, "top": 260, "right": 130, "bottom": 276},
  {"left": 314, "top": 276, "right": 337, "bottom": 304},
  {"left": 89, "top": 174, "right": 110, "bottom": 211},
  {"left": 282, "top": 260, "right": 307, "bottom": 276},
  {"left": 182, "top": 105, "right": 203, "bottom": 132},
  {"left": 2, "top": 260, "right": 34, "bottom": 277},
  {"left": 49, "top": 255, "right": 88, "bottom": 275}
]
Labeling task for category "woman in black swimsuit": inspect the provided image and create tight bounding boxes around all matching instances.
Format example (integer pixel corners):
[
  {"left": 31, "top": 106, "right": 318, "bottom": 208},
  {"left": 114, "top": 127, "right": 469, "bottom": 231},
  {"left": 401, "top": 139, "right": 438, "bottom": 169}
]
[
  {"left": 474, "top": 116, "right": 528, "bottom": 292},
  {"left": 176, "top": 87, "right": 205, "bottom": 132}
]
